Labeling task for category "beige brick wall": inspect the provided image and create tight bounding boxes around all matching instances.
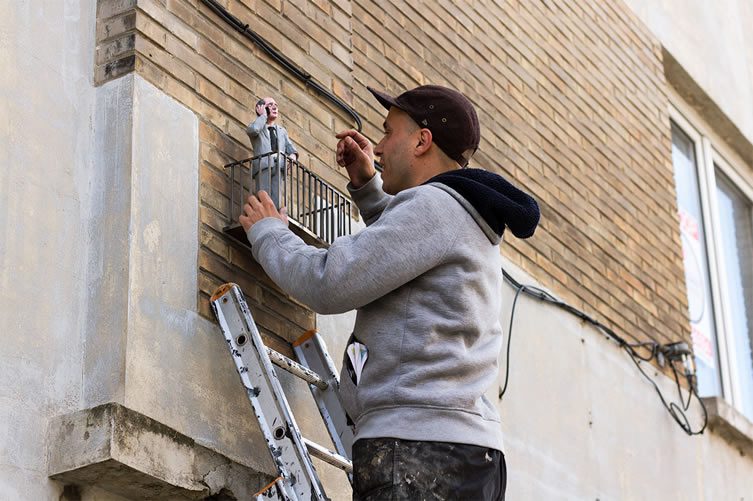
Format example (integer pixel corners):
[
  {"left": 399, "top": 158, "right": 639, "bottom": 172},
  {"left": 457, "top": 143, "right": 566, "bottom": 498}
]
[
  {"left": 350, "top": 0, "right": 688, "bottom": 349},
  {"left": 95, "top": 0, "right": 690, "bottom": 354}
]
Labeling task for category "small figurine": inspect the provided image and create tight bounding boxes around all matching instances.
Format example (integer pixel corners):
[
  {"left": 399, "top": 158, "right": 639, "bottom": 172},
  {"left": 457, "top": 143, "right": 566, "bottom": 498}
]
[{"left": 246, "top": 97, "right": 298, "bottom": 208}]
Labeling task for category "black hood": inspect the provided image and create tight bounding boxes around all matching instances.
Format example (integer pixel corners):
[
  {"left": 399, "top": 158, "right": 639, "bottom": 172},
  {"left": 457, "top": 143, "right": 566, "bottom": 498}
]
[{"left": 424, "top": 168, "right": 540, "bottom": 239}]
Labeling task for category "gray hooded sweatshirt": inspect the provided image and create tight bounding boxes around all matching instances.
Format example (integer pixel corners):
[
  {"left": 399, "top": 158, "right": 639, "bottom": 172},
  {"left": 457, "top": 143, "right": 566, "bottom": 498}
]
[{"left": 247, "top": 169, "right": 539, "bottom": 452}]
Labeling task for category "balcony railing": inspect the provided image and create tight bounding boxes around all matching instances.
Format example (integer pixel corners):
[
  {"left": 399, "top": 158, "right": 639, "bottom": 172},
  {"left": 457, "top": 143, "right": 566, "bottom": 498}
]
[{"left": 224, "top": 152, "right": 352, "bottom": 247}]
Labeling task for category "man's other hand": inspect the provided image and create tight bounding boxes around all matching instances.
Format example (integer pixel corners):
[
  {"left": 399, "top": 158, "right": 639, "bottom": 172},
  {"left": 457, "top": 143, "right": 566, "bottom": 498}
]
[
  {"left": 239, "top": 191, "right": 289, "bottom": 232},
  {"left": 336, "top": 130, "right": 376, "bottom": 188}
]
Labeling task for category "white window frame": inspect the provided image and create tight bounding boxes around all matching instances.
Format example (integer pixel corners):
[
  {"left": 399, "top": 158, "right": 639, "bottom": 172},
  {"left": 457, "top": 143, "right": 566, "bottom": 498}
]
[{"left": 669, "top": 102, "right": 753, "bottom": 414}]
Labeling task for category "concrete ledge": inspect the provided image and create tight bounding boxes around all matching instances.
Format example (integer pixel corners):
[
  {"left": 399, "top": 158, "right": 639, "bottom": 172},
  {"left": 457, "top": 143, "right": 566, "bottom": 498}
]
[
  {"left": 48, "top": 403, "right": 269, "bottom": 499},
  {"left": 664, "top": 48, "right": 753, "bottom": 168},
  {"left": 703, "top": 396, "right": 753, "bottom": 457},
  {"left": 224, "top": 221, "right": 328, "bottom": 251}
]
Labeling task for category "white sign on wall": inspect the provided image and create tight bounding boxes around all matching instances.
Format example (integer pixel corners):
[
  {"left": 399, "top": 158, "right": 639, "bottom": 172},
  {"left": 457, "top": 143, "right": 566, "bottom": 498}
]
[{"left": 678, "top": 208, "right": 715, "bottom": 368}]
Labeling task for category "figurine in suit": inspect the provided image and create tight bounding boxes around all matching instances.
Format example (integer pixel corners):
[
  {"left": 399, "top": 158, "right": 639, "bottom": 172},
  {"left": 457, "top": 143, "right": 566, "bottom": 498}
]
[{"left": 246, "top": 97, "right": 298, "bottom": 208}]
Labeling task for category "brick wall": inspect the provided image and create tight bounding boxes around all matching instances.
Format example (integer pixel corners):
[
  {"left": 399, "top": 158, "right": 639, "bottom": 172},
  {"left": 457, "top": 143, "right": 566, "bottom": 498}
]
[
  {"left": 95, "top": 0, "right": 359, "bottom": 352},
  {"left": 94, "top": 0, "right": 690, "bottom": 352},
  {"left": 350, "top": 0, "right": 688, "bottom": 348}
]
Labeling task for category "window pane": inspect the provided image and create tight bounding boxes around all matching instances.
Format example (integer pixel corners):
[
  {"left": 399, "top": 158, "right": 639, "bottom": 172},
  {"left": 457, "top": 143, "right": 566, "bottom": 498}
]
[
  {"left": 670, "top": 123, "right": 721, "bottom": 396},
  {"left": 715, "top": 170, "right": 753, "bottom": 419}
]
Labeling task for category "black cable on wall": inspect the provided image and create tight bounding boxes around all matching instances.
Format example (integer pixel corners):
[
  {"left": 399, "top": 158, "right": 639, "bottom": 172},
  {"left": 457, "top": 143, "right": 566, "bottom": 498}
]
[
  {"left": 499, "top": 267, "right": 708, "bottom": 436},
  {"left": 200, "top": 0, "right": 363, "bottom": 131}
]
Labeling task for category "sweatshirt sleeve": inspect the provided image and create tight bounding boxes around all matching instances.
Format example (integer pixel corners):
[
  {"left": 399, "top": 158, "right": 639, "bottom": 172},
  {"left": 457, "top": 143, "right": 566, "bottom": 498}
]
[
  {"left": 247, "top": 186, "right": 458, "bottom": 314},
  {"left": 347, "top": 172, "right": 392, "bottom": 226}
]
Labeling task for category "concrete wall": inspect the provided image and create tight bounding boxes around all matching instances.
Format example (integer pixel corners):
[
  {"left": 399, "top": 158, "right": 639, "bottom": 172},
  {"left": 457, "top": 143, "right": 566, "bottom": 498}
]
[
  {"left": 0, "top": 1, "right": 96, "bottom": 498},
  {"left": 0, "top": 0, "right": 344, "bottom": 496},
  {"left": 0, "top": 1, "right": 264, "bottom": 496},
  {"left": 623, "top": 0, "right": 753, "bottom": 144},
  {"left": 496, "top": 265, "right": 753, "bottom": 499}
]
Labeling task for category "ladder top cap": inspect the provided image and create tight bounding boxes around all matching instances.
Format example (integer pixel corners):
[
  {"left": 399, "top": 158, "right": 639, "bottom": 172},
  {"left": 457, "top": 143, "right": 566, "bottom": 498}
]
[
  {"left": 293, "top": 329, "right": 318, "bottom": 347},
  {"left": 211, "top": 283, "right": 238, "bottom": 302},
  {"left": 253, "top": 476, "right": 283, "bottom": 498}
]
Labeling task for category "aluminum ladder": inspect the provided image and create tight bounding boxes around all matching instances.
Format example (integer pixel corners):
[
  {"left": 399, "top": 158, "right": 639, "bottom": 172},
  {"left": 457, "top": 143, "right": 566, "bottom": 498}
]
[{"left": 210, "top": 283, "right": 354, "bottom": 500}]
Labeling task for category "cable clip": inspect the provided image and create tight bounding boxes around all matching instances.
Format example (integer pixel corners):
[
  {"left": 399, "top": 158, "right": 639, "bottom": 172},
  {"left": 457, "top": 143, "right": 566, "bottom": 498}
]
[{"left": 660, "top": 342, "right": 697, "bottom": 392}]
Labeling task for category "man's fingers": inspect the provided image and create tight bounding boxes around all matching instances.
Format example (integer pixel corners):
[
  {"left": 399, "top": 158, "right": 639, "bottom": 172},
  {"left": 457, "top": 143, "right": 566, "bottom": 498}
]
[
  {"left": 335, "top": 129, "right": 370, "bottom": 149},
  {"left": 335, "top": 129, "right": 357, "bottom": 139},
  {"left": 239, "top": 212, "right": 252, "bottom": 232},
  {"left": 339, "top": 136, "right": 361, "bottom": 156},
  {"left": 340, "top": 138, "right": 357, "bottom": 159},
  {"left": 247, "top": 193, "right": 263, "bottom": 209},
  {"left": 240, "top": 191, "right": 286, "bottom": 231},
  {"left": 242, "top": 196, "right": 258, "bottom": 215},
  {"left": 344, "top": 137, "right": 369, "bottom": 162},
  {"left": 335, "top": 130, "right": 364, "bottom": 145},
  {"left": 257, "top": 190, "right": 276, "bottom": 208}
]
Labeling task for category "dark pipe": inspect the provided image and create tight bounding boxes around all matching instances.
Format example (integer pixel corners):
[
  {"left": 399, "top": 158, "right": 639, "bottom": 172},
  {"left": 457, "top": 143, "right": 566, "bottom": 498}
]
[{"left": 200, "top": 0, "right": 363, "bottom": 131}]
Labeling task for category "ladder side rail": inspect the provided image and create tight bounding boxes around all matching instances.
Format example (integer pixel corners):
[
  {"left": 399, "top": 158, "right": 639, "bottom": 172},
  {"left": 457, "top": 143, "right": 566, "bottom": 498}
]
[
  {"left": 293, "top": 332, "right": 356, "bottom": 466},
  {"left": 212, "top": 285, "right": 327, "bottom": 501}
]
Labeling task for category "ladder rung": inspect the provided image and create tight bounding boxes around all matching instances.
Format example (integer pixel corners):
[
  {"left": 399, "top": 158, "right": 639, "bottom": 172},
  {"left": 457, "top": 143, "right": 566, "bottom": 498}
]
[
  {"left": 266, "top": 348, "right": 328, "bottom": 390},
  {"left": 303, "top": 437, "right": 353, "bottom": 474}
]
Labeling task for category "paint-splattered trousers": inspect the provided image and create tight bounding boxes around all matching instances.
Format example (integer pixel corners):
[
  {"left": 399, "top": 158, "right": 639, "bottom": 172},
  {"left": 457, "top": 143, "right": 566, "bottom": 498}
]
[{"left": 352, "top": 438, "right": 506, "bottom": 501}]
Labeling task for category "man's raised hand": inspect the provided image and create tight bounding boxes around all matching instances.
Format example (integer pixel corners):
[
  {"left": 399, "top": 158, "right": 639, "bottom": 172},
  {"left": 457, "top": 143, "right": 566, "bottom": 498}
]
[
  {"left": 336, "top": 130, "right": 376, "bottom": 188},
  {"left": 239, "top": 191, "right": 288, "bottom": 233}
]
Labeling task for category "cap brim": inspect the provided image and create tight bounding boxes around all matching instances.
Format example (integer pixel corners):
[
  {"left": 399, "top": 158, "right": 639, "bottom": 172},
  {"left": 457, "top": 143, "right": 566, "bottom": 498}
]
[{"left": 367, "top": 87, "right": 399, "bottom": 111}]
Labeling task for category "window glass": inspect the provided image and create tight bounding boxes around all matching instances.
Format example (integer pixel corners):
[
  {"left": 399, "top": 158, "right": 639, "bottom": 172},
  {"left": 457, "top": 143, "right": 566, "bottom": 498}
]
[
  {"left": 715, "top": 169, "right": 753, "bottom": 419},
  {"left": 670, "top": 123, "right": 721, "bottom": 396}
]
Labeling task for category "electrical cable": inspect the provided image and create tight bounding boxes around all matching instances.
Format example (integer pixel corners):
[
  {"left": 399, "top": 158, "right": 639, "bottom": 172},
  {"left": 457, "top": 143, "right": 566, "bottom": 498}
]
[
  {"left": 498, "top": 283, "right": 526, "bottom": 398},
  {"left": 200, "top": 0, "right": 363, "bottom": 131},
  {"left": 499, "top": 266, "right": 708, "bottom": 436}
]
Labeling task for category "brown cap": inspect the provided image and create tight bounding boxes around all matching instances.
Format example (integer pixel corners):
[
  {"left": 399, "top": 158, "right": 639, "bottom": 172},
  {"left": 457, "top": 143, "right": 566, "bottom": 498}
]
[{"left": 368, "top": 85, "right": 480, "bottom": 165}]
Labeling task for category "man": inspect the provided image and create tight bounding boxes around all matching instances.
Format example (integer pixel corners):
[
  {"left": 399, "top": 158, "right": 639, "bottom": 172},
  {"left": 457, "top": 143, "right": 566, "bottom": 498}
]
[
  {"left": 240, "top": 85, "right": 539, "bottom": 500},
  {"left": 246, "top": 96, "right": 298, "bottom": 208}
]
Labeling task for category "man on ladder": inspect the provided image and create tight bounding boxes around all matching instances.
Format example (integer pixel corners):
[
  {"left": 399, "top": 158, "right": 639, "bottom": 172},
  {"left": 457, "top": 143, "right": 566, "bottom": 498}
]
[{"left": 239, "top": 85, "right": 540, "bottom": 500}]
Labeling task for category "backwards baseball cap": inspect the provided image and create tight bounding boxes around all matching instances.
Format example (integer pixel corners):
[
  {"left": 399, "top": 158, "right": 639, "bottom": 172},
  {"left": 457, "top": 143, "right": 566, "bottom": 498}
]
[{"left": 368, "top": 85, "right": 480, "bottom": 165}]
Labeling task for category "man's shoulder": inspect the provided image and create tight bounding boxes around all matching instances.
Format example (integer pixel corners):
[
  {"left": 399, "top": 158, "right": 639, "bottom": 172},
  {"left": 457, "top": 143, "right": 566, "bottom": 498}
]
[
  {"left": 393, "top": 183, "right": 462, "bottom": 210},
  {"left": 384, "top": 184, "right": 468, "bottom": 225}
]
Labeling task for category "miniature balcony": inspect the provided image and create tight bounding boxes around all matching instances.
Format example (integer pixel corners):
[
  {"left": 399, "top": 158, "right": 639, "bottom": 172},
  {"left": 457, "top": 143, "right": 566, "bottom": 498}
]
[{"left": 224, "top": 152, "right": 352, "bottom": 248}]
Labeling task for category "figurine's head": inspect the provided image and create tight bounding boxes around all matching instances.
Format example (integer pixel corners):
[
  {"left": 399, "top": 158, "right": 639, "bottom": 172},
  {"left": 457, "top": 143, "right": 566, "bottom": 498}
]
[{"left": 257, "top": 97, "right": 279, "bottom": 122}]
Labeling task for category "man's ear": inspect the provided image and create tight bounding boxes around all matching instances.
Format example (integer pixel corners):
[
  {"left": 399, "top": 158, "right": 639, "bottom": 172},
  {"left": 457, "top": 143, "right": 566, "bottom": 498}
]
[{"left": 415, "top": 128, "right": 433, "bottom": 156}]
